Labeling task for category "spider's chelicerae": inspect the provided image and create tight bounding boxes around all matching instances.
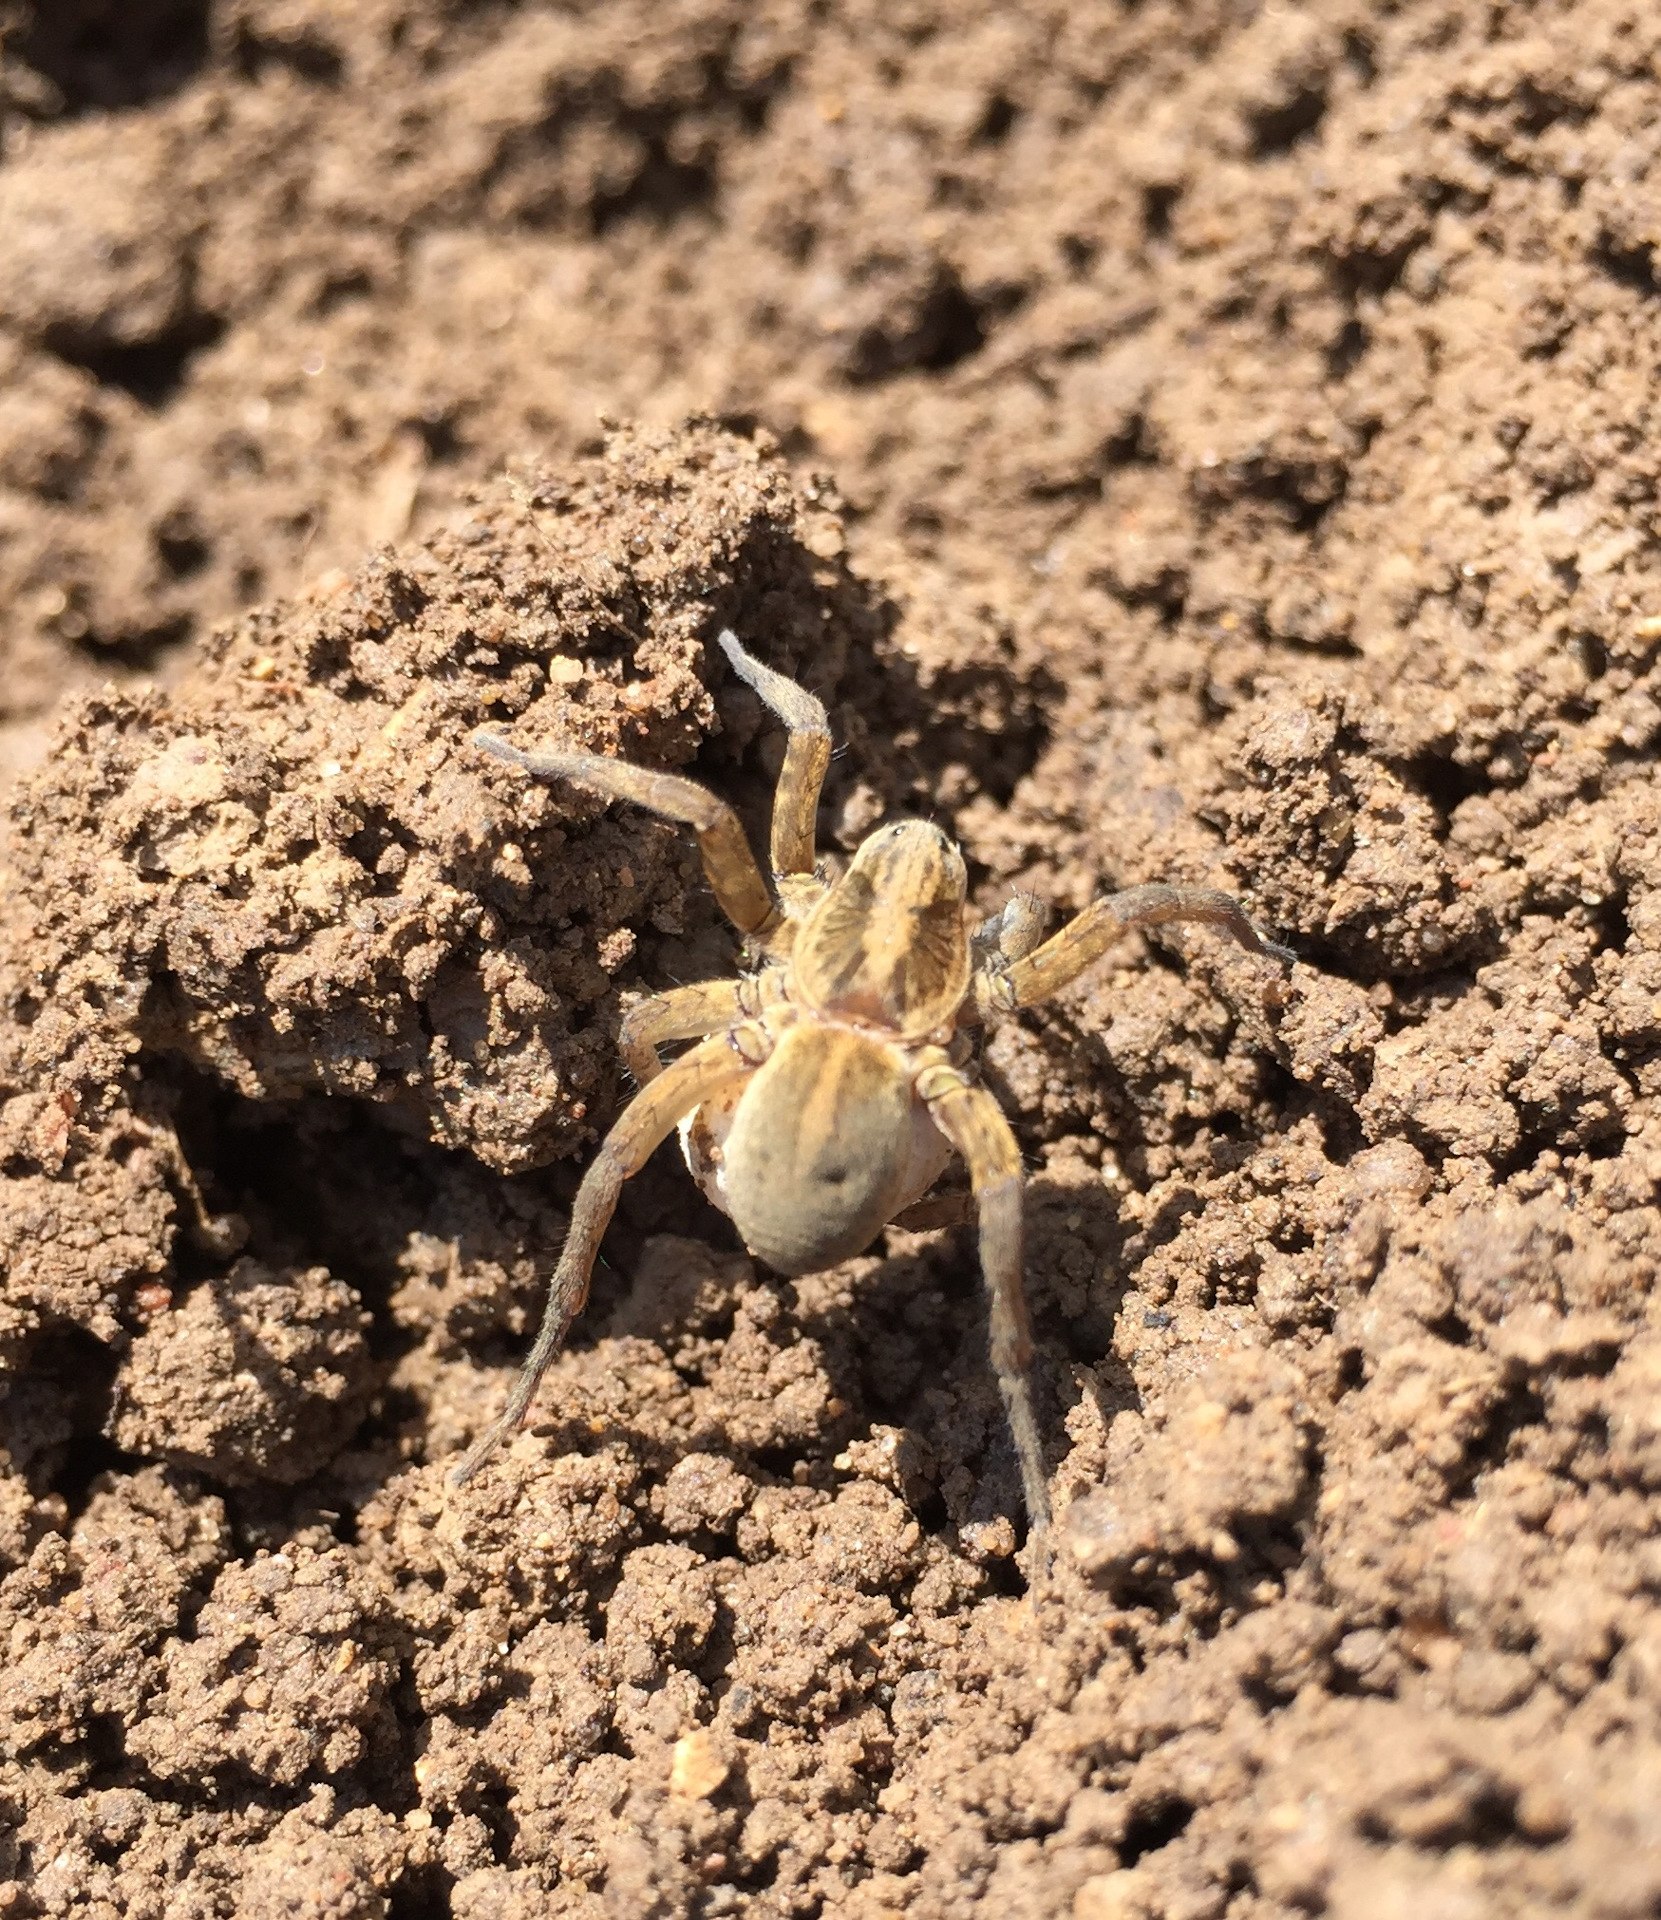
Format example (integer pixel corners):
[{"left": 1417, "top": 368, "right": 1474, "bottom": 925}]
[{"left": 453, "top": 630, "right": 1293, "bottom": 1548}]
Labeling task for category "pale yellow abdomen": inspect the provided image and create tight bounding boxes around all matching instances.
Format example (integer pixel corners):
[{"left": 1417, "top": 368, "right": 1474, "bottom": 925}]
[{"left": 679, "top": 1023, "right": 950, "bottom": 1276}]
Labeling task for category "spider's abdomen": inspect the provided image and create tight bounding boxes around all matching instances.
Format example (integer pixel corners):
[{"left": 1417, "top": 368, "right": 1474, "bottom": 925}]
[{"left": 694, "top": 1022, "right": 950, "bottom": 1277}]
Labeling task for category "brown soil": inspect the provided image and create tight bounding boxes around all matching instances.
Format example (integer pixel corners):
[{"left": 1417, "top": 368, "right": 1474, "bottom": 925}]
[{"left": 3, "top": 2, "right": 1661, "bottom": 1915}]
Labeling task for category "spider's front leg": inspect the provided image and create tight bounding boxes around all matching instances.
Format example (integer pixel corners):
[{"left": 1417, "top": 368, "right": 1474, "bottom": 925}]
[
  {"left": 978, "top": 881, "right": 1294, "bottom": 1017},
  {"left": 450, "top": 1028, "right": 754, "bottom": 1486},
  {"left": 474, "top": 729, "right": 781, "bottom": 944},
  {"left": 716, "top": 629, "right": 832, "bottom": 878},
  {"left": 914, "top": 1061, "right": 1052, "bottom": 1553}
]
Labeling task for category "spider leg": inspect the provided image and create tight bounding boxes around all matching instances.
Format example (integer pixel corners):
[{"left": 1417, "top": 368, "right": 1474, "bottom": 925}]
[
  {"left": 451, "top": 1029, "right": 755, "bottom": 1487},
  {"left": 619, "top": 978, "right": 749, "bottom": 1085},
  {"left": 889, "top": 1189, "right": 975, "bottom": 1233},
  {"left": 985, "top": 881, "right": 1294, "bottom": 1014},
  {"left": 475, "top": 729, "right": 780, "bottom": 943},
  {"left": 958, "top": 895, "right": 1055, "bottom": 1031},
  {"left": 716, "top": 629, "right": 833, "bottom": 878},
  {"left": 915, "top": 1065, "right": 1052, "bottom": 1553},
  {"left": 972, "top": 891, "right": 1054, "bottom": 964}
]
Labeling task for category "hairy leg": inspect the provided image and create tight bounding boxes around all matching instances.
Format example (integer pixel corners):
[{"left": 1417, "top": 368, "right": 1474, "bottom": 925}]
[
  {"left": 971, "top": 891, "right": 1054, "bottom": 972},
  {"left": 716, "top": 630, "right": 833, "bottom": 878},
  {"left": 915, "top": 1064, "right": 1052, "bottom": 1554},
  {"left": 475, "top": 729, "right": 780, "bottom": 942},
  {"left": 619, "top": 978, "right": 749, "bottom": 1085},
  {"left": 981, "top": 881, "right": 1294, "bottom": 1015},
  {"left": 888, "top": 1188, "right": 975, "bottom": 1234},
  {"left": 451, "top": 1031, "right": 755, "bottom": 1486}
]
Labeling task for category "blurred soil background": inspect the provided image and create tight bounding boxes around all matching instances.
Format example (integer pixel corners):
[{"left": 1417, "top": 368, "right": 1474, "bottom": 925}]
[{"left": 3, "top": 1, "right": 1661, "bottom": 1915}]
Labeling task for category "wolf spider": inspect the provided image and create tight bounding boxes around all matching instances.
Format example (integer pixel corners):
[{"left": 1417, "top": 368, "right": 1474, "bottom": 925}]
[{"left": 453, "top": 631, "right": 1292, "bottom": 1550}]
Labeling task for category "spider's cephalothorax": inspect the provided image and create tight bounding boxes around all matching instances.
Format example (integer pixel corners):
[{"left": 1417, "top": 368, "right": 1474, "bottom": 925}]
[{"left": 453, "top": 631, "right": 1293, "bottom": 1555}]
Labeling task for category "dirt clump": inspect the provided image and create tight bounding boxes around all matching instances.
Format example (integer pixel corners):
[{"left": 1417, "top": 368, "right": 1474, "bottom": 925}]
[
  {"left": 107, "top": 1256, "right": 373, "bottom": 1485},
  {"left": 3, "top": 1, "right": 1661, "bottom": 1915}
]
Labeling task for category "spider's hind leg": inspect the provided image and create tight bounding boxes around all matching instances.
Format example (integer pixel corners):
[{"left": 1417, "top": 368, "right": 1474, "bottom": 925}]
[
  {"left": 450, "top": 1029, "right": 753, "bottom": 1487},
  {"left": 916, "top": 1064, "right": 1053, "bottom": 1559},
  {"left": 889, "top": 1187, "right": 975, "bottom": 1234}
]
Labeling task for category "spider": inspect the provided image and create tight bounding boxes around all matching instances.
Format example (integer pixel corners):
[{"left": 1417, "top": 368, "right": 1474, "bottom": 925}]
[{"left": 452, "top": 630, "right": 1293, "bottom": 1551}]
